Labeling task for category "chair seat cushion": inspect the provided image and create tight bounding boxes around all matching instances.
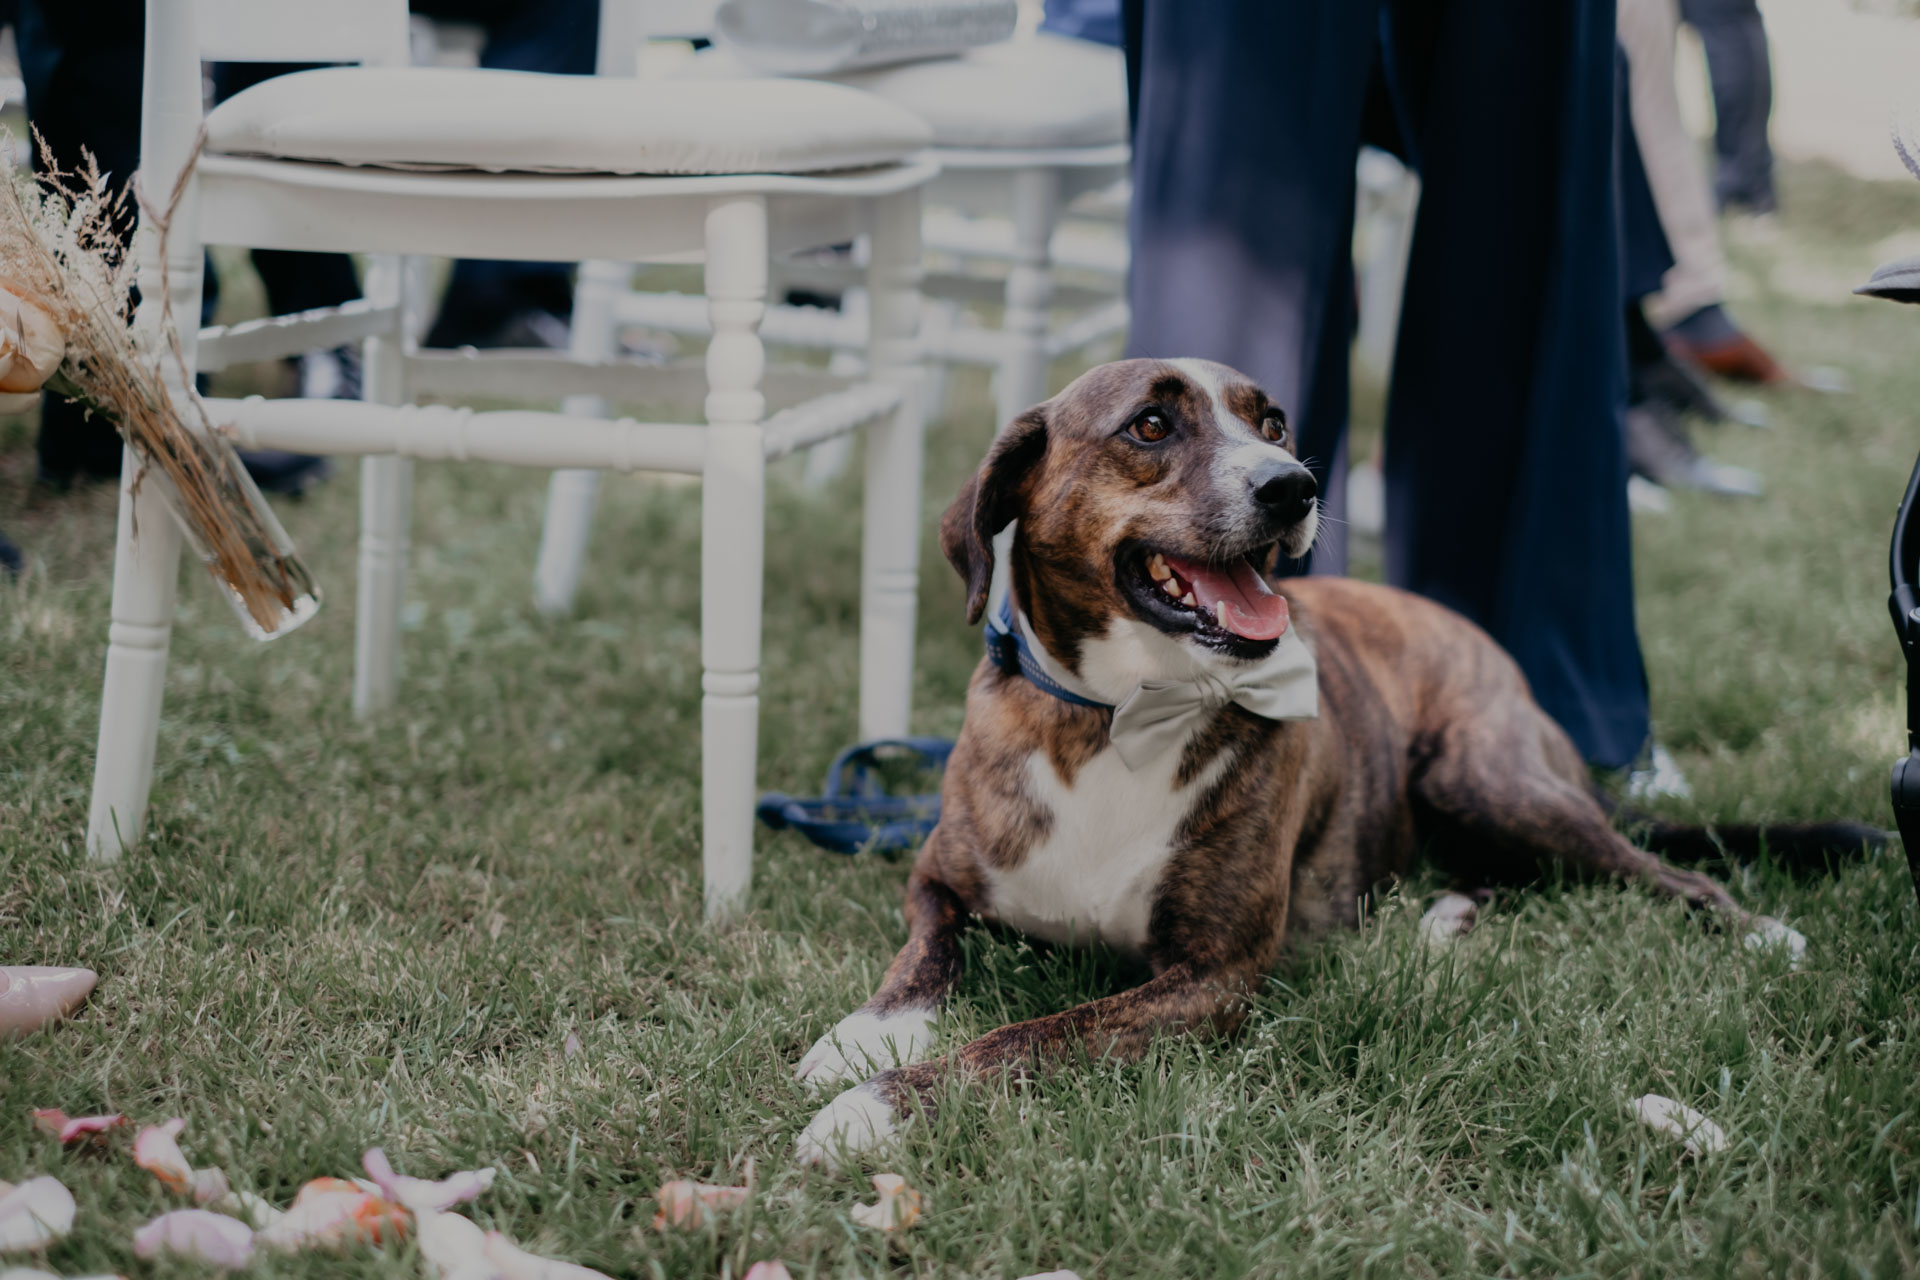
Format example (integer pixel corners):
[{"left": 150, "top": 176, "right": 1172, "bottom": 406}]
[
  {"left": 204, "top": 67, "right": 934, "bottom": 175},
  {"left": 689, "top": 34, "right": 1128, "bottom": 151}
]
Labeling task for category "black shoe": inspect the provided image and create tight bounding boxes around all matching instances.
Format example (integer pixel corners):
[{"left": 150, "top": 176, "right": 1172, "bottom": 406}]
[
  {"left": 1624, "top": 401, "right": 1763, "bottom": 498},
  {"left": 1636, "top": 349, "right": 1729, "bottom": 424}
]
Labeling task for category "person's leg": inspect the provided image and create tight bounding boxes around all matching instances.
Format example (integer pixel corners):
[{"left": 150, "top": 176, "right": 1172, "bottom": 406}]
[
  {"left": 1123, "top": 0, "right": 1378, "bottom": 576},
  {"left": 208, "top": 64, "right": 366, "bottom": 319},
  {"left": 1619, "top": 0, "right": 1725, "bottom": 327},
  {"left": 417, "top": 0, "right": 597, "bottom": 348},
  {"left": 1381, "top": 0, "right": 1649, "bottom": 768},
  {"left": 1678, "top": 0, "right": 1775, "bottom": 213},
  {"left": 17, "top": 0, "right": 142, "bottom": 484}
]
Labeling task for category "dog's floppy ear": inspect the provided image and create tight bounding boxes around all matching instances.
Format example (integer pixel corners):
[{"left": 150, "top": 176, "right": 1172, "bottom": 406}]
[{"left": 940, "top": 407, "right": 1048, "bottom": 625}]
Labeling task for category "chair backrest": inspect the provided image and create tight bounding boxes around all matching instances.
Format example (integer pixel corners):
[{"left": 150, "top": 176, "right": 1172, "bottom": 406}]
[{"left": 192, "top": 0, "right": 412, "bottom": 67}]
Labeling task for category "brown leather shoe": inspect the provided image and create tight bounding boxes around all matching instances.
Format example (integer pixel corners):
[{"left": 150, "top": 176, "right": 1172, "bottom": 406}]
[{"left": 1664, "top": 330, "right": 1790, "bottom": 385}]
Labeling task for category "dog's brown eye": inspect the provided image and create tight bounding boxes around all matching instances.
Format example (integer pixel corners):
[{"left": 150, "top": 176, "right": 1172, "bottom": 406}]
[
  {"left": 1128, "top": 412, "right": 1170, "bottom": 443},
  {"left": 1261, "top": 413, "right": 1288, "bottom": 444}
]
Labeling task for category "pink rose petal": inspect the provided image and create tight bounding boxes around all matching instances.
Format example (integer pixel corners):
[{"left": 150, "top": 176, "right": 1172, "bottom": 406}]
[
  {"left": 415, "top": 1210, "right": 492, "bottom": 1280},
  {"left": 362, "top": 1148, "right": 496, "bottom": 1213},
  {"left": 849, "top": 1173, "right": 921, "bottom": 1232},
  {"left": 131, "top": 1120, "right": 195, "bottom": 1194},
  {"left": 131, "top": 1210, "right": 255, "bottom": 1268},
  {"left": 0, "top": 1177, "right": 77, "bottom": 1251},
  {"left": 482, "top": 1232, "right": 614, "bottom": 1280},
  {"left": 743, "top": 1264, "right": 794, "bottom": 1280},
  {"left": 30, "top": 1112, "right": 124, "bottom": 1144},
  {"left": 650, "top": 1179, "right": 750, "bottom": 1230},
  {"left": 255, "top": 1182, "right": 408, "bottom": 1251},
  {"left": 563, "top": 1031, "right": 581, "bottom": 1061}
]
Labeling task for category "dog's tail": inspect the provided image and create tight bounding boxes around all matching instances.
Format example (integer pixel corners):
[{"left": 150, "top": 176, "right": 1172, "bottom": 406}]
[{"left": 1631, "top": 817, "right": 1892, "bottom": 872}]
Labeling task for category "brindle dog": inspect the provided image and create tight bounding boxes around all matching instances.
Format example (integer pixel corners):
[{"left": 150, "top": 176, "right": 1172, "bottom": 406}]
[{"left": 792, "top": 357, "right": 1842, "bottom": 1168}]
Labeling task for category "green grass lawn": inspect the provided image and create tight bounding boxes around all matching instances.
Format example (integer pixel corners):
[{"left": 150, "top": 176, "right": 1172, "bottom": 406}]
[{"left": 5, "top": 158, "right": 1920, "bottom": 1279}]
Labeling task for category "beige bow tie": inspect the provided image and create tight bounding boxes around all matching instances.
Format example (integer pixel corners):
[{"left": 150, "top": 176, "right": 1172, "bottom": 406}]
[{"left": 1005, "top": 608, "right": 1319, "bottom": 770}]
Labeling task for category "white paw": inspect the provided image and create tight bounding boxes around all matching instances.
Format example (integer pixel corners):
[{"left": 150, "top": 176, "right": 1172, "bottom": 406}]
[
  {"left": 1419, "top": 892, "right": 1478, "bottom": 947},
  {"left": 794, "top": 1008, "right": 935, "bottom": 1090},
  {"left": 1744, "top": 916, "right": 1807, "bottom": 969},
  {"left": 795, "top": 1083, "right": 901, "bottom": 1170}
]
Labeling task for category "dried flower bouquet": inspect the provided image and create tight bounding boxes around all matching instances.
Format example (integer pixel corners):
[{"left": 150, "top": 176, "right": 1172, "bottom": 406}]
[{"left": 0, "top": 134, "right": 318, "bottom": 638}]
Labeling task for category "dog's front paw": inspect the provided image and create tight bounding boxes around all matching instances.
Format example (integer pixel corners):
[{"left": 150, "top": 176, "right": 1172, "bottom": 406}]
[
  {"left": 795, "top": 1081, "right": 902, "bottom": 1170},
  {"left": 794, "top": 1008, "right": 936, "bottom": 1090}
]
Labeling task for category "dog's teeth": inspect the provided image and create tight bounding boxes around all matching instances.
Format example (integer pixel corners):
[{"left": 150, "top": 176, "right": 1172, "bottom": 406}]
[
  {"left": 1182, "top": 591, "right": 1197, "bottom": 607},
  {"left": 1163, "top": 576, "right": 1182, "bottom": 598},
  {"left": 1214, "top": 601, "right": 1229, "bottom": 627},
  {"left": 1148, "top": 554, "right": 1171, "bottom": 581}
]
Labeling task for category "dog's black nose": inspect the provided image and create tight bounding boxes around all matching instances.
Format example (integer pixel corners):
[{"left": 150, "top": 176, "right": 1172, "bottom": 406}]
[{"left": 1251, "top": 463, "right": 1317, "bottom": 523}]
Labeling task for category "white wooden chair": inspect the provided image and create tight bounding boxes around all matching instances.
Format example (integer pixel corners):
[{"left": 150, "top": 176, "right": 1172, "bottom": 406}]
[
  {"left": 531, "top": 27, "right": 1129, "bottom": 615},
  {"left": 87, "top": 0, "right": 938, "bottom": 919}
]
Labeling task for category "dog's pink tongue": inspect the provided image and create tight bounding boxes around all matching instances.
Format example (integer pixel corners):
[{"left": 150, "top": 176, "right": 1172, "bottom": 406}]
[{"left": 1166, "top": 554, "right": 1291, "bottom": 640}]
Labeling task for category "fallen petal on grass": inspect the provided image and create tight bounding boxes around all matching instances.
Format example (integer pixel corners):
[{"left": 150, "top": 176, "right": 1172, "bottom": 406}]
[
  {"left": 743, "top": 1264, "right": 794, "bottom": 1280},
  {"left": 1631, "top": 1094, "right": 1728, "bottom": 1157},
  {"left": 1015, "top": 1273, "right": 1084, "bottom": 1279},
  {"left": 131, "top": 1119, "right": 195, "bottom": 1194},
  {"left": 30, "top": 1112, "right": 124, "bottom": 1144},
  {"left": 132, "top": 1118, "right": 233, "bottom": 1205},
  {"left": 849, "top": 1173, "right": 921, "bottom": 1232},
  {"left": 362, "top": 1148, "right": 497, "bottom": 1213},
  {"left": 416, "top": 1210, "right": 491, "bottom": 1280},
  {"left": 255, "top": 1180, "right": 409, "bottom": 1250},
  {"left": 131, "top": 1210, "right": 255, "bottom": 1268},
  {"left": 482, "top": 1231, "right": 615, "bottom": 1280},
  {"left": 208, "top": 1189, "right": 283, "bottom": 1230},
  {"left": 0, "top": 1179, "right": 76, "bottom": 1252},
  {"left": 563, "top": 1031, "right": 581, "bottom": 1060},
  {"left": 651, "top": 1180, "right": 750, "bottom": 1230}
]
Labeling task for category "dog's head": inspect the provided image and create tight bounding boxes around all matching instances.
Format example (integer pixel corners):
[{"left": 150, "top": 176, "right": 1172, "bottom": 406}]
[{"left": 941, "top": 358, "right": 1317, "bottom": 694}]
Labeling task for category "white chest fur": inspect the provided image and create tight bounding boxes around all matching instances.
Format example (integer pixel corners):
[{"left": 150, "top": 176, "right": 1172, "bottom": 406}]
[{"left": 982, "top": 740, "right": 1232, "bottom": 952}]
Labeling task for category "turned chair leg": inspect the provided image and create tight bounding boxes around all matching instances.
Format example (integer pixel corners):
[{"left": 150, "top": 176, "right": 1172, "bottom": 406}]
[
  {"left": 860, "top": 188, "right": 925, "bottom": 743},
  {"left": 700, "top": 195, "right": 770, "bottom": 921},
  {"left": 87, "top": 451, "right": 185, "bottom": 862},
  {"left": 533, "top": 257, "right": 627, "bottom": 615},
  {"left": 87, "top": 72, "right": 202, "bottom": 861},
  {"left": 352, "top": 255, "right": 411, "bottom": 718},
  {"left": 996, "top": 165, "right": 1062, "bottom": 430}
]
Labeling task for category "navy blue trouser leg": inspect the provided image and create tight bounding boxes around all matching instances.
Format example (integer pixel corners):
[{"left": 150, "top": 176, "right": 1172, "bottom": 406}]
[
  {"left": 1382, "top": 0, "right": 1648, "bottom": 768},
  {"left": 1677, "top": 0, "right": 1775, "bottom": 212},
  {"left": 210, "top": 0, "right": 599, "bottom": 345},
  {"left": 1125, "top": 0, "right": 1377, "bottom": 579},
  {"left": 418, "top": 0, "right": 598, "bottom": 347},
  {"left": 1126, "top": 0, "right": 1649, "bottom": 767}
]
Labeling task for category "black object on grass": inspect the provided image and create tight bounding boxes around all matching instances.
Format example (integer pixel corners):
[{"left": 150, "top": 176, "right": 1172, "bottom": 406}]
[{"left": 1859, "top": 254, "right": 1920, "bottom": 898}]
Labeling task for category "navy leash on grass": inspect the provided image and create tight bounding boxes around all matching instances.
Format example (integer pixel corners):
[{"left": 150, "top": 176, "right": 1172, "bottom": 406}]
[
  {"left": 756, "top": 737, "right": 953, "bottom": 855},
  {"left": 757, "top": 601, "right": 1116, "bottom": 855}
]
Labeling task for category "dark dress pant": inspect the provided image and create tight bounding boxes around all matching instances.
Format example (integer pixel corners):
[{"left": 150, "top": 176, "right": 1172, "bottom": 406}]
[
  {"left": 1124, "top": 0, "right": 1650, "bottom": 767},
  {"left": 1677, "top": 0, "right": 1775, "bottom": 212}
]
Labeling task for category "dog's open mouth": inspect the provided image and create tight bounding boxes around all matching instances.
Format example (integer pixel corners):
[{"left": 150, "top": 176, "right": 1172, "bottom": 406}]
[{"left": 1118, "top": 543, "right": 1290, "bottom": 653}]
